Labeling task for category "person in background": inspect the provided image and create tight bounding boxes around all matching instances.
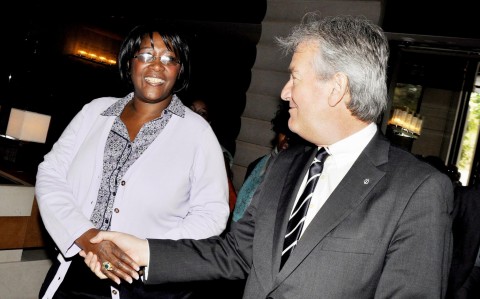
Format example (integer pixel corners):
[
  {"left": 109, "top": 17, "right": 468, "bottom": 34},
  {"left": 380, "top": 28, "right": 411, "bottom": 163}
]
[
  {"left": 82, "top": 14, "right": 453, "bottom": 298},
  {"left": 232, "top": 100, "right": 309, "bottom": 222},
  {"left": 419, "top": 155, "right": 462, "bottom": 187},
  {"left": 188, "top": 97, "right": 237, "bottom": 213},
  {"left": 188, "top": 96, "right": 242, "bottom": 299},
  {"left": 447, "top": 165, "right": 480, "bottom": 299},
  {"left": 35, "top": 22, "right": 229, "bottom": 299}
]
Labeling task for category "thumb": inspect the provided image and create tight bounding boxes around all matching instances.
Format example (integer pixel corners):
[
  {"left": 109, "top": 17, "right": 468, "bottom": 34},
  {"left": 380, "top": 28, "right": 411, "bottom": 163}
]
[{"left": 89, "top": 232, "right": 104, "bottom": 243}]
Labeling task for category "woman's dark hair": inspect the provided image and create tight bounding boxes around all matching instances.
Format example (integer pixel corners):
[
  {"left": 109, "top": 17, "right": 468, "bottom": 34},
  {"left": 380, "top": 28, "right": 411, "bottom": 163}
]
[{"left": 118, "top": 22, "right": 190, "bottom": 93}]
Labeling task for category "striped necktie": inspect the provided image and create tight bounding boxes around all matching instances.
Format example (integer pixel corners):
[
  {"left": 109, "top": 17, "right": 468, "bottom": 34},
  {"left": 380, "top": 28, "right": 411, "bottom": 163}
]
[{"left": 280, "top": 147, "right": 329, "bottom": 269}]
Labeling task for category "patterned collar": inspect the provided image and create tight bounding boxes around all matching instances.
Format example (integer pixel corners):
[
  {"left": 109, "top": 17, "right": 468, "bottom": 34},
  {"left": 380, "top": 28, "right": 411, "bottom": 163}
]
[{"left": 101, "top": 92, "right": 185, "bottom": 118}]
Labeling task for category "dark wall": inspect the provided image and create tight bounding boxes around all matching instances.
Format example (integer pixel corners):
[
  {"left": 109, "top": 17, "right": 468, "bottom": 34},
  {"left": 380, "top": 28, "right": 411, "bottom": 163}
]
[
  {"left": 382, "top": 0, "right": 479, "bottom": 40},
  {"left": 0, "top": 2, "right": 267, "bottom": 175}
]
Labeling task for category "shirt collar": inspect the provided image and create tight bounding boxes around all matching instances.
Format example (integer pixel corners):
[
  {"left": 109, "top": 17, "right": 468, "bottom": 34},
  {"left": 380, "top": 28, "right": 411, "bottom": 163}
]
[
  {"left": 101, "top": 92, "right": 185, "bottom": 118},
  {"left": 324, "top": 122, "right": 377, "bottom": 157}
]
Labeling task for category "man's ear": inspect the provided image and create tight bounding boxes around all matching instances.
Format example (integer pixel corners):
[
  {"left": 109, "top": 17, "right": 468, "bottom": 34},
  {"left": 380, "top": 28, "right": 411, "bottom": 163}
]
[{"left": 327, "top": 72, "right": 349, "bottom": 107}]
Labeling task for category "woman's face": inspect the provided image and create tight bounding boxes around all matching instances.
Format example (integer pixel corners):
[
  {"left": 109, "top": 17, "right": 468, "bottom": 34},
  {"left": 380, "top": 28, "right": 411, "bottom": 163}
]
[{"left": 130, "top": 32, "right": 181, "bottom": 104}]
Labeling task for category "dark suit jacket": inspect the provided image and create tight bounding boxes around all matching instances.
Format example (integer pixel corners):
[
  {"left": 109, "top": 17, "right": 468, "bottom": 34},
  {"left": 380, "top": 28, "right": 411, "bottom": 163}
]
[
  {"left": 146, "top": 132, "right": 454, "bottom": 298},
  {"left": 447, "top": 185, "right": 480, "bottom": 298}
]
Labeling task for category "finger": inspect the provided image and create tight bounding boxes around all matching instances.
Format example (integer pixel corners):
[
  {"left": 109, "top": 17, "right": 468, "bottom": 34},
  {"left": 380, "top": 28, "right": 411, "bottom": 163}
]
[
  {"left": 101, "top": 261, "right": 121, "bottom": 284},
  {"left": 94, "top": 260, "right": 107, "bottom": 279},
  {"left": 104, "top": 271, "right": 121, "bottom": 284},
  {"left": 90, "top": 230, "right": 117, "bottom": 243},
  {"left": 111, "top": 259, "right": 138, "bottom": 282},
  {"left": 110, "top": 267, "right": 133, "bottom": 284},
  {"left": 102, "top": 258, "right": 135, "bottom": 283},
  {"left": 89, "top": 233, "right": 103, "bottom": 244},
  {"left": 84, "top": 252, "right": 95, "bottom": 269},
  {"left": 90, "top": 254, "right": 107, "bottom": 279},
  {"left": 97, "top": 241, "right": 139, "bottom": 282},
  {"left": 85, "top": 253, "right": 107, "bottom": 279},
  {"left": 106, "top": 243, "right": 140, "bottom": 279},
  {"left": 113, "top": 250, "right": 140, "bottom": 279}
]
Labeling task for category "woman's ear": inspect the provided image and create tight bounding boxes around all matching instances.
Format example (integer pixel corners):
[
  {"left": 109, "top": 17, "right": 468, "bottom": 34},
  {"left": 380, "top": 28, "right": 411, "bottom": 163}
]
[{"left": 327, "top": 72, "right": 349, "bottom": 107}]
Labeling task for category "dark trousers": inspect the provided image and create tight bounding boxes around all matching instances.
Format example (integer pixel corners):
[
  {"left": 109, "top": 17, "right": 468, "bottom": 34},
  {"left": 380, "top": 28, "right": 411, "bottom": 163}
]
[{"left": 39, "top": 255, "right": 194, "bottom": 299}]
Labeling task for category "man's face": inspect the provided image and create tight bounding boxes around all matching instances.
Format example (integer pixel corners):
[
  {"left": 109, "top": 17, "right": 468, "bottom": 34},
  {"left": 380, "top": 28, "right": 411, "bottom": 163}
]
[{"left": 280, "top": 41, "right": 335, "bottom": 145}]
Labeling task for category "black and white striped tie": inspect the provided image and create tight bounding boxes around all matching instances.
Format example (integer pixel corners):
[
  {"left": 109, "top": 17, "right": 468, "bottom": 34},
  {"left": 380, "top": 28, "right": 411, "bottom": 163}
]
[{"left": 280, "top": 147, "right": 329, "bottom": 269}]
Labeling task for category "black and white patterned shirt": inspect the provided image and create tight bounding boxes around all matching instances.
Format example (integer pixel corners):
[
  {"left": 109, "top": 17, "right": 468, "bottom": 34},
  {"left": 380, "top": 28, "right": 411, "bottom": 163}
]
[{"left": 90, "top": 93, "right": 185, "bottom": 230}]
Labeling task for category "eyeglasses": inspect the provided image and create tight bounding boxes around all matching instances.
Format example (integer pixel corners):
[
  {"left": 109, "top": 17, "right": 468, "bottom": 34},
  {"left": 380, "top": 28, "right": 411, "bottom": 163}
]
[{"left": 133, "top": 53, "right": 180, "bottom": 66}]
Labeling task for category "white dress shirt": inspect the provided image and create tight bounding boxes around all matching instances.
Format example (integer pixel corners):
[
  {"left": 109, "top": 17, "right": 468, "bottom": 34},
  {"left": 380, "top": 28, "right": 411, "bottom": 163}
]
[{"left": 297, "top": 123, "right": 377, "bottom": 236}]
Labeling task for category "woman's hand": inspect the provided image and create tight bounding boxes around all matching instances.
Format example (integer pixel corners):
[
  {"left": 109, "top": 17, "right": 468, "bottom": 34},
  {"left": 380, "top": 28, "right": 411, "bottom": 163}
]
[
  {"left": 80, "top": 250, "right": 107, "bottom": 279},
  {"left": 77, "top": 228, "right": 140, "bottom": 284}
]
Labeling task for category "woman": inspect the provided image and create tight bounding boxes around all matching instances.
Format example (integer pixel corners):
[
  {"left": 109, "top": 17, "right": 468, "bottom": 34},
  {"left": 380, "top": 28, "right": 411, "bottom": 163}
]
[{"left": 36, "top": 22, "right": 229, "bottom": 298}]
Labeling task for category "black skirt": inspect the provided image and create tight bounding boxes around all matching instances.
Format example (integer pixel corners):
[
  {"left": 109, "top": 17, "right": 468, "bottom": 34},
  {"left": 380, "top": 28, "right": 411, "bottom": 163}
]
[{"left": 40, "top": 254, "right": 194, "bottom": 299}]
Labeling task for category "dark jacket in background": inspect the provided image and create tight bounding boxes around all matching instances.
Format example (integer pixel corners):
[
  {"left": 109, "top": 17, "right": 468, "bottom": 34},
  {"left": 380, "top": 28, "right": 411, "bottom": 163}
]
[{"left": 447, "top": 184, "right": 480, "bottom": 299}]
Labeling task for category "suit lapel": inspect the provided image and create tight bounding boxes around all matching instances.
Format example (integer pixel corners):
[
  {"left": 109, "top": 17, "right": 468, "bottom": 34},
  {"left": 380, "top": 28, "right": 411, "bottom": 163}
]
[
  {"left": 251, "top": 145, "right": 315, "bottom": 289},
  {"left": 273, "top": 133, "right": 390, "bottom": 285}
]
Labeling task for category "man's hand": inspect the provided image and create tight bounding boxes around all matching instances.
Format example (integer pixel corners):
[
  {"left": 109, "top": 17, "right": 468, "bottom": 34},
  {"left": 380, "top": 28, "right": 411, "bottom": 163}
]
[{"left": 76, "top": 228, "right": 141, "bottom": 284}]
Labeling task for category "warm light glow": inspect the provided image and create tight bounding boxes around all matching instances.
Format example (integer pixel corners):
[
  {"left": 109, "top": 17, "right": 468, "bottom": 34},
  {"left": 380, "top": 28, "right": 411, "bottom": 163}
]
[
  {"left": 76, "top": 49, "right": 116, "bottom": 65},
  {"left": 388, "top": 108, "right": 423, "bottom": 136},
  {"left": 6, "top": 108, "right": 51, "bottom": 143},
  {"left": 64, "top": 25, "right": 121, "bottom": 67}
]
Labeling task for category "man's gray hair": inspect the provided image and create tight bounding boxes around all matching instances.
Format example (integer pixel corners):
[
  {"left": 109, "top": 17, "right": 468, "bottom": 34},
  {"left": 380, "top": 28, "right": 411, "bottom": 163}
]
[{"left": 276, "top": 13, "right": 389, "bottom": 122}]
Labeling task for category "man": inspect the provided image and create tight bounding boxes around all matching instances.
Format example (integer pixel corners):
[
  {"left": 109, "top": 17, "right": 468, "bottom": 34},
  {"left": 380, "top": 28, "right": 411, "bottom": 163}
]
[{"left": 83, "top": 14, "right": 454, "bottom": 298}]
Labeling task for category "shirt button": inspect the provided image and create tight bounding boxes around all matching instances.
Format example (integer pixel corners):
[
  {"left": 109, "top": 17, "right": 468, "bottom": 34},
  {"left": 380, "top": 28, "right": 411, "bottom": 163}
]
[
  {"left": 112, "top": 192, "right": 116, "bottom": 196},
  {"left": 112, "top": 290, "right": 118, "bottom": 295},
  {"left": 121, "top": 181, "right": 126, "bottom": 186},
  {"left": 114, "top": 208, "right": 120, "bottom": 213}
]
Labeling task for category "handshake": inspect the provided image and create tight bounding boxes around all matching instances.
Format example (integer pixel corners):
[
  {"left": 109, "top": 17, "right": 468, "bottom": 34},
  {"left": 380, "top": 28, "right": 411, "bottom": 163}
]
[{"left": 79, "top": 231, "right": 149, "bottom": 285}]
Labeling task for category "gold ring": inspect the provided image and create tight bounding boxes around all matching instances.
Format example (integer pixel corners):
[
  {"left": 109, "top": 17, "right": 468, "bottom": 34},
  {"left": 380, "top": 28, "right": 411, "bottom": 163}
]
[{"left": 102, "top": 261, "right": 114, "bottom": 271}]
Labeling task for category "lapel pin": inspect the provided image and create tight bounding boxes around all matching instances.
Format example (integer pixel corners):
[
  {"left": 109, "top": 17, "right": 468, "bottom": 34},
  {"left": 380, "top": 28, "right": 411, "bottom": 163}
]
[{"left": 364, "top": 179, "right": 370, "bottom": 184}]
